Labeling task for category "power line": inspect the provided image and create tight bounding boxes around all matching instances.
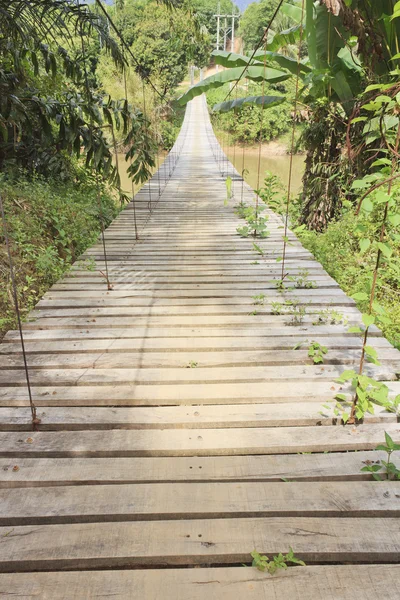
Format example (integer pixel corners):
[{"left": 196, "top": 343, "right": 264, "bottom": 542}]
[
  {"left": 222, "top": 0, "right": 286, "bottom": 102},
  {"left": 94, "top": 0, "right": 164, "bottom": 99}
]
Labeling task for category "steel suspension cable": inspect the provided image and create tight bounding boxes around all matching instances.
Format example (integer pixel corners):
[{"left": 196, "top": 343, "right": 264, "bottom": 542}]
[
  {"left": 0, "top": 194, "right": 39, "bottom": 430},
  {"left": 77, "top": 0, "right": 112, "bottom": 290},
  {"left": 123, "top": 57, "right": 139, "bottom": 240},
  {"left": 221, "top": 0, "right": 286, "bottom": 104},
  {"left": 94, "top": 0, "right": 163, "bottom": 100},
  {"left": 280, "top": 0, "right": 306, "bottom": 282},
  {"left": 141, "top": 81, "right": 153, "bottom": 213}
]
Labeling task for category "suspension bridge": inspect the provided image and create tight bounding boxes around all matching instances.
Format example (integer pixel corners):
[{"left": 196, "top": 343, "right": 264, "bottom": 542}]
[{"left": 0, "top": 96, "right": 400, "bottom": 597}]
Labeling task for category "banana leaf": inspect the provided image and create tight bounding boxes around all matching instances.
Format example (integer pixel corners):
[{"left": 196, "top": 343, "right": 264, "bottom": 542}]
[
  {"left": 255, "top": 50, "right": 312, "bottom": 75},
  {"left": 212, "top": 50, "right": 263, "bottom": 68},
  {"left": 213, "top": 95, "right": 285, "bottom": 113},
  {"left": 177, "top": 66, "right": 290, "bottom": 106},
  {"left": 266, "top": 24, "right": 302, "bottom": 52}
]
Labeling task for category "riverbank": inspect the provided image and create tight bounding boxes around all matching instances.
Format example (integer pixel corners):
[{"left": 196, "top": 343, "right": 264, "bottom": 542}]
[{"left": 217, "top": 138, "right": 305, "bottom": 193}]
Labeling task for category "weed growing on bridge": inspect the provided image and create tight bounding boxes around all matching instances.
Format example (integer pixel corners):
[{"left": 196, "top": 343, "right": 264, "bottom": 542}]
[
  {"left": 251, "top": 548, "right": 305, "bottom": 574},
  {"left": 257, "top": 171, "right": 284, "bottom": 213},
  {"left": 252, "top": 242, "right": 264, "bottom": 255},
  {"left": 225, "top": 176, "right": 232, "bottom": 206},
  {"left": 288, "top": 269, "right": 317, "bottom": 289},
  {"left": 312, "top": 308, "right": 347, "bottom": 326},
  {"left": 186, "top": 361, "right": 198, "bottom": 368},
  {"left": 293, "top": 340, "right": 328, "bottom": 364},
  {"left": 307, "top": 341, "right": 328, "bottom": 364},
  {"left": 361, "top": 433, "right": 400, "bottom": 480},
  {"left": 236, "top": 205, "right": 269, "bottom": 239},
  {"left": 252, "top": 294, "right": 266, "bottom": 305},
  {"left": 270, "top": 299, "right": 307, "bottom": 325},
  {"left": 271, "top": 302, "right": 283, "bottom": 315}
]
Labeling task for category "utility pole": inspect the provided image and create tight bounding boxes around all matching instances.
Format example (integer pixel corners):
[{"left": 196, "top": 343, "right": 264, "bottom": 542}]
[
  {"left": 216, "top": 2, "right": 220, "bottom": 72},
  {"left": 214, "top": 7, "right": 240, "bottom": 63},
  {"left": 223, "top": 16, "right": 227, "bottom": 51}
]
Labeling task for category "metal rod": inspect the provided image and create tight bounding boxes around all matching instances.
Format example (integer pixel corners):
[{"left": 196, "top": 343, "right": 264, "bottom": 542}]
[{"left": 0, "top": 194, "right": 39, "bottom": 429}]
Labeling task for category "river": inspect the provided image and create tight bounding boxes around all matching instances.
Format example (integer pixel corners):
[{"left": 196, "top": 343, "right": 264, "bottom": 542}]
[{"left": 116, "top": 143, "right": 304, "bottom": 198}]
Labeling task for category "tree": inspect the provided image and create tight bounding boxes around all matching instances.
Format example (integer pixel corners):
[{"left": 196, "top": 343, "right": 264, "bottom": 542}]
[
  {"left": 239, "top": 0, "right": 281, "bottom": 51},
  {"left": 0, "top": 0, "right": 156, "bottom": 186},
  {"left": 116, "top": 0, "right": 210, "bottom": 95}
]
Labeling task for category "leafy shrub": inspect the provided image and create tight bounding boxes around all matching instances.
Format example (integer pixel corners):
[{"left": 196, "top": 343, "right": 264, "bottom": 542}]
[{"left": 0, "top": 169, "right": 118, "bottom": 337}]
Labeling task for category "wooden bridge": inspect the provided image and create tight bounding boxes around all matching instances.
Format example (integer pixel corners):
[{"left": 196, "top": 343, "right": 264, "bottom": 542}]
[{"left": 0, "top": 96, "right": 400, "bottom": 597}]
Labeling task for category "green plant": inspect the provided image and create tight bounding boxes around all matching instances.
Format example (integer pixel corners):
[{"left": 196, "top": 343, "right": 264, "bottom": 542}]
[
  {"left": 335, "top": 370, "right": 400, "bottom": 423},
  {"left": 288, "top": 269, "right": 317, "bottom": 289},
  {"left": 225, "top": 176, "right": 232, "bottom": 206},
  {"left": 252, "top": 242, "right": 264, "bottom": 255},
  {"left": 235, "top": 202, "right": 248, "bottom": 219},
  {"left": 308, "top": 341, "right": 328, "bottom": 364},
  {"left": 186, "top": 360, "right": 198, "bottom": 368},
  {"left": 312, "top": 308, "right": 348, "bottom": 326},
  {"left": 258, "top": 171, "right": 284, "bottom": 212},
  {"left": 252, "top": 294, "right": 266, "bottom": 305},
  {"left": 236, "top": 205, "right": 270, "bottom": 238},
  {"left": 251, "top": 548, "right": 305, "bottom": 574},
  {"left": 361, "top": 433, "right": 400, "bottom": 480},
  {"left": 271, "top": 301, "right": 283, "bottom": 315},
  {"left": 285, "top": 298, "right": 306, "bottom": 326}
]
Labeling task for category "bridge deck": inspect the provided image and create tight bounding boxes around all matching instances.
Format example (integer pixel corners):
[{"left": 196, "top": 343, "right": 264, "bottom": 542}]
[{"left": 0, "top": 96, "right": 400, "bottom": 597}]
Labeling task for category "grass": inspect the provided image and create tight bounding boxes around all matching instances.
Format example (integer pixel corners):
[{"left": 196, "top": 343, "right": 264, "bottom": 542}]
[{"left": 0, "top": 170, "right": 118, "bottom": 338}]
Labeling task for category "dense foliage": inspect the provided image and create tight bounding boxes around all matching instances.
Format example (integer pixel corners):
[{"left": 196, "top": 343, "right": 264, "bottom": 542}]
[
  {"left": 0, "top": 0, "right": 210, "bottom": 336},
  {"left": 0, "top": 171, "right": 117, "bottom": 336}
]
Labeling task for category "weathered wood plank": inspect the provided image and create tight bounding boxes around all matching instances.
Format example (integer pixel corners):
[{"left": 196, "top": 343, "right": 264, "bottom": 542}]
[
  {"left": 0, "top": 364, "right": 396, "bottom": 387},
  {"left": 0, "top": 481, "right": 398, "bottom": 525},
  {"left": 0, "top": 565, "right": 399, "bottom": 600},
  {"left": 0, "top": 403, "right": 394, "bottom": 431},
  {"left": 0, "top": 451, "right": 387, "bottom": 487},
  {"left": 0, "top": 517, "right": 399, "bottom": 571},
  {"left": 0, "top": 423, "right": 398, "bottom": 457}
]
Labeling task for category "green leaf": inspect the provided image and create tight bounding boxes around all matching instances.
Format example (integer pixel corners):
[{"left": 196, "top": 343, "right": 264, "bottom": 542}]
[
  {"left": 362, "top": 314, "right": 375, "bottom": 328},
  {"left": 255, "top": 51, "right": 311, "bottom": 76},
  {"left": 361, "top": 197, "right": 374, "bottom": 213},
  {"left": 351, "top": 292, "right": 368, "bottom": 301},
  {"left": 281, "top": 2, "right": 305, "bottom": 23},
  {"left": 335, "top": 393, "right": 348, "bottom": 401},
  {"left": 348, "top": 326, "right": 363, "bottom": 333},
  {"left": 377, "top": 242, "right": 392, "bottom": 258},
  {"left": 359, "top": 238, "right": 370, "bottom": 253},
  {"left": 212, "top": 50, "right": 262, "bottom": 69},
  {"left": 177, "top": 66, "right": 290, "bottom": 106},
  {"left": 388, "top": 213, "right": 400, "bottom": 227},
  {"left": 337, "top": 369, "right": 357, "bottom": 383},
  {"left": 213, "top": 95, "right": 285, "bottom": 114}
]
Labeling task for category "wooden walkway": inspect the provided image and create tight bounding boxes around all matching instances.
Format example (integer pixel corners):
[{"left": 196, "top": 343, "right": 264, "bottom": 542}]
[{"left": 0, "top": 96, "right": 400, "bottom": 597}]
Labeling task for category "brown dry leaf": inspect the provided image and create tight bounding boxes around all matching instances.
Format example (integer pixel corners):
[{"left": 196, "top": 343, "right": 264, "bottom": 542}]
[
  {"left": 12, "top": 466, "right": 19, "bottom": 472},
  {"left": 26, "top": 438, "right": 33, "bottom": 444}
]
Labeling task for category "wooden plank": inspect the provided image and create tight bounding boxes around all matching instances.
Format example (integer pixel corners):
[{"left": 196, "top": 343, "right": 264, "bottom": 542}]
[
  {"left": 0, "top": 481, "right": 399, "bottom": 525},
  {"left": 0, "top": 517, "right": 399, "bottom": 571},
  {"left": 2, "top": 349, "right": 399, "bottom": 370},
  {"left": 0, "top": 380, "right": 394, "bottom": 406},
  {"left": 0, "top": 423, "right": 398, "bottom": 457},
  {"left": 0, "top": 403, "right": 394, "bottom": 431},
  {"left": 0, "top": 364, "right": 395, "bottom": 387},
  {"left": 0, "top": 565, "right": 399, "bottom": 600},
  {"left": 0, "top": 336, "right": 393, "bottom": 355},
  {"left": 4, "top": 324, "right": 383, "bottom": 341},
  {"left": 0, "top": 450, "right": 388, "bottom": 487}
]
